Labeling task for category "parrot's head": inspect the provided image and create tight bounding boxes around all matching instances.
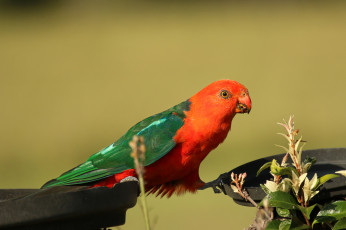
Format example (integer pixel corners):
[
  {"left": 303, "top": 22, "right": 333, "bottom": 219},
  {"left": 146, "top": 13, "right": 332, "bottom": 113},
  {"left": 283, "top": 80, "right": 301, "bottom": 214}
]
[{"left": 191, "top": 79, "right": 252, "bottom": 120}]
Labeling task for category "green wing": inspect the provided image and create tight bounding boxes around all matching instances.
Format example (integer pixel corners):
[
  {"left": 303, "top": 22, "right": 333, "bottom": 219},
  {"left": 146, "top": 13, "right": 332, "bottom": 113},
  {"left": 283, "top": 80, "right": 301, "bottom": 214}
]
[{"left": 42, "top": 100, "right": 190, "bottom": 188}]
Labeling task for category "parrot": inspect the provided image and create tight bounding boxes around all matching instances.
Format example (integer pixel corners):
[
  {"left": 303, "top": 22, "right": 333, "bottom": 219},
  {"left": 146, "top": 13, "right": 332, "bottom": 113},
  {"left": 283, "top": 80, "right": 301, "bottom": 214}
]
[{"left": 42, "top": 79, "right": 252, "bottom": 198}]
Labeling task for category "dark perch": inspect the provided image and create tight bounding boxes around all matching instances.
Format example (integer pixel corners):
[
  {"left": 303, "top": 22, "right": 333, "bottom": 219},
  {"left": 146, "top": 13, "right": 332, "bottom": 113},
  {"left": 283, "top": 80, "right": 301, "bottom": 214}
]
[
  {"left": 1, "top": 148, "right": 344, "bottom": 229},
  {"left": 0, "top": 181, "right": 139, "bottom": 230},
  {"left": 202, "top": 148, "right": 346, "bottom": 206}
]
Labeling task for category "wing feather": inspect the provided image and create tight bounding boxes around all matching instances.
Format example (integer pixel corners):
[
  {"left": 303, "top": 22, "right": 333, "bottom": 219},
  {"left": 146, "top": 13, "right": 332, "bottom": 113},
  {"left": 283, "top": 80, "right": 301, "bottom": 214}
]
[{"left": 41, "top": 100, "right": 189, "bottom": 189}]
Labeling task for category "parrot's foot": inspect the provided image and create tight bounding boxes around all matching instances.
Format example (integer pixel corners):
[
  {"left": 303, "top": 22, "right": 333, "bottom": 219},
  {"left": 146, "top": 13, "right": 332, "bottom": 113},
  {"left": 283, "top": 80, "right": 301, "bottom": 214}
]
[
  {"left": 120, "top": 176, "right": 139, "bottom": 183},
  {"left": 198, "top": 172, "right": 231, "bottom": 194}
]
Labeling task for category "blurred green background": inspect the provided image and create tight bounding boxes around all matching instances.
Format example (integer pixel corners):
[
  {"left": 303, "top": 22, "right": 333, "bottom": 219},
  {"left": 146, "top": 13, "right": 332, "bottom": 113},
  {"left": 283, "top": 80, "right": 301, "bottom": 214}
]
[{"left": 1, "top": 1, "right": 346, "bottom": 229}]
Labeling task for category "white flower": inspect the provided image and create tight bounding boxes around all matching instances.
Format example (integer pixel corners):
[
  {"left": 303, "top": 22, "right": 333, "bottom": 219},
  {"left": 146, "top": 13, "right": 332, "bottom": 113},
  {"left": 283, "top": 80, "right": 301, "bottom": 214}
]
[
  {"left": 336, "top": 170, "right": 346, "bottom": 177},
  {"left": 278, "top": 178, "right": 292, "bottom": 192},
  {"left": 302, "top": 173, "right": 319, "bottom": 204},
  {"left": 264, "top": 180, "right": 279, "bottom": 193},
  {"left": 289, "top": 171, "right": 307, "bottom": 195},
  {"left": 231, "top": 185, "right": 239, "bottom": 193}
]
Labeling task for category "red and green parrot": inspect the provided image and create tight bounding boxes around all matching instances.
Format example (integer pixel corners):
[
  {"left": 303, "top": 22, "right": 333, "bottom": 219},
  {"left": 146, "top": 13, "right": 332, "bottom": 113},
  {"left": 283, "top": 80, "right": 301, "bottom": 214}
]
[{"left": 42, "top": 80, "right": 252, "bottom": 197}]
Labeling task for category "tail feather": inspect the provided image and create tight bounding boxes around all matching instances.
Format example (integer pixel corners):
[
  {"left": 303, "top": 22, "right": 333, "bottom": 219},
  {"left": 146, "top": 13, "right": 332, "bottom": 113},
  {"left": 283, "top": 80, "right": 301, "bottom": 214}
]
[
  {"left": 41, "top": 161, "right": 112, "bottom": 189},
  {"left": 41, "top": 178, "right": 60, "bottom": 189},
  {"left": 147, "top": 182, "right": 197, "bottom": 198}
]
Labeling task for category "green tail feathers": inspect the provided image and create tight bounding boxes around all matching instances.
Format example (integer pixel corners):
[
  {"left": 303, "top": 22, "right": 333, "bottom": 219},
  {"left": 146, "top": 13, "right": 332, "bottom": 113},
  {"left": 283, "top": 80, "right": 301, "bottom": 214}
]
[{"left": 41, "top": 161, "right": 105, "bottom": 188}]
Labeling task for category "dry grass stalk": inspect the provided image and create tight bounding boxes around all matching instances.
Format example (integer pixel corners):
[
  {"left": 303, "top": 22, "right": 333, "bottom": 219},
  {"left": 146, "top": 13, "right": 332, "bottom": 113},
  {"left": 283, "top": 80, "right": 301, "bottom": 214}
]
[{"left": 130, "top": 135, "right": 151, "bottom": 230}]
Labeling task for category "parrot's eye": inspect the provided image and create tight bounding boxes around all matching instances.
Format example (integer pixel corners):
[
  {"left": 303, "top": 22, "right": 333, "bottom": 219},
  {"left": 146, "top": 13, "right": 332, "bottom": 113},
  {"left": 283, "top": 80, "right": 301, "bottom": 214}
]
[{"left": 220, "top": 90, "right": 231, "bottom": 99}]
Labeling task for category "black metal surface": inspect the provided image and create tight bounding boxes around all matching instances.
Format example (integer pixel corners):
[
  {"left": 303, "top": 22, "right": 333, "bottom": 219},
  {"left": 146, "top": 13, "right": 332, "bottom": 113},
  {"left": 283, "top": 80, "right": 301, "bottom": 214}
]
[
  {"left": 0, "top": 181, "right": 139, "bottom": 230},
  {"left": 218, "top": 148, "right": 346, "bottom": 206}
]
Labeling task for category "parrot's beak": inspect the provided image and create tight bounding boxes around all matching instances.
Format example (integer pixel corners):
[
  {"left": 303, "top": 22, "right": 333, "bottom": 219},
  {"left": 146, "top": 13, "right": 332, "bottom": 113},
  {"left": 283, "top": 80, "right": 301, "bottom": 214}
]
[
  {"left": 236, "top": 103, "right": 250, "bottom": 113},
  {"left": 236, "top": 95, "right": 252, "bottom": 114}
]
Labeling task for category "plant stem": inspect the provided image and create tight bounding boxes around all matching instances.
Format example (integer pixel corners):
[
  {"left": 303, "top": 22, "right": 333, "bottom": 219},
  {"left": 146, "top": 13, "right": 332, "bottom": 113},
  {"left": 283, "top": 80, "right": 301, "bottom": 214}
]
[
  {"left": 302, "top": 212, "right": 310, "bottom": 226},
  {"left": 138, "top": 175, "right": 151, "bottom": 230},
  {"left": 299, "top": 194, "right": 310, "bottom": 226},
  {"left": 232, "top": 173, "right": 258, "bottom": 208},
  {"left": 243, "top": 190, "right": 258, "bottom": 208},
  {"left": 130, "top": 136, "right": 151, "bottom": 230}
]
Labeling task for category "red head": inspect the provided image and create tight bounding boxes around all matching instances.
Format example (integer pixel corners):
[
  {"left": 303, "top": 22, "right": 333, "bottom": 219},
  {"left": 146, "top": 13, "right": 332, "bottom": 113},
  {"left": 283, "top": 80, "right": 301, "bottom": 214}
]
[
  {"left": 173, "top": 79, "right": 252, "bottom": 166},
  {"left": 189, "top": 80, "right": 252, "bottom": 123}
]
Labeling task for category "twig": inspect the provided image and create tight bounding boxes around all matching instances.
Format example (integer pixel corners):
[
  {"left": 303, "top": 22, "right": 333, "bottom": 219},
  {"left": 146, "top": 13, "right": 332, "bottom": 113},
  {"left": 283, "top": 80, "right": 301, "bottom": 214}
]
[
  {"left": 242, "top": 190, "right": 258, "bottom": 208},
  {"left": 230, "top": 172, "right": 258, "bottom": 208}
]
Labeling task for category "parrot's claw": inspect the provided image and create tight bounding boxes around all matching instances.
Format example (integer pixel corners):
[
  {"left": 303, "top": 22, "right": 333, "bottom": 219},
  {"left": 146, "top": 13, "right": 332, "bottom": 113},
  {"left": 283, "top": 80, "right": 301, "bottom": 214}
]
[
  {"left": 199, "top": 172, "right": 230, "bottom": 195},
  {"left": 120, "top": 176, "right": 139, "bottom": 183}
]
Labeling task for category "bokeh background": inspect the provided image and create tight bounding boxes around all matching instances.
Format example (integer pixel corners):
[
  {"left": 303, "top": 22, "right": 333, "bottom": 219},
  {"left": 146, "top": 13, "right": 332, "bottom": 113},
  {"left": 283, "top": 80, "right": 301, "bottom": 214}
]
[{"left": 1, "top": 0, "right": 346, "bottom": 229}]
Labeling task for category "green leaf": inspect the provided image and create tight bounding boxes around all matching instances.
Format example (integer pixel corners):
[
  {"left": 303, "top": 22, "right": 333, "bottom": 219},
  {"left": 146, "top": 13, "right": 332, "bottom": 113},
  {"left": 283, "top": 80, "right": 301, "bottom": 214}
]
[
  {"left": 275, "top": 144, "right": 289, "bottom": 154},
  {"left": 313, "top": 201, "right": 346, "bottom": 226},
  {"left": 270, "top": 159, "right": 295, "bottom": 177},
  {"left": 279, "top": 167, "right": 297, "bottom": 177},
  {"left": 279, "top": 219, "right": 291, "bottom": 230},
  {"left": 277, "top": 208, "right": 291, "bottom": 218},
  {"left": 290, "top": 224, "right": 310, "bottom": 230},
  {"left": 267, "top": 191, "right": 298, "bottom": 210},
  {"left": 277, "top": 132, "right": 291, "bottom": 142},
  {"left": 265, "top": 220, "right": 281, "bottom": 230},
  {"left": 290, "top": 213, "right": 310, "bottom": 229},
  {"left": 267, "top": 219, "right": 307, "bottom": 230},
  {"left": 257, "top": 161, "right": 272, "bottom": 176},
  {"left": 316, "top": 174, "right": 340, "bottom": 189},
  {"left": 270, "top": 159, "right": 281, "bottom": 175},
  {"left": 302, "top": 157, "right": 316, "bottom": 173},
  {"left": 303, "top": 156, "right": 316, "bottom": 165},
  {"left": 260, "top": 183, "right": 271, "bottom": 195},
  {"left": 297, "top": 204, "right": 316, "bottom": 219},
  {"left": 334, "top": 217, "right": 346, "bottom": 230}
]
